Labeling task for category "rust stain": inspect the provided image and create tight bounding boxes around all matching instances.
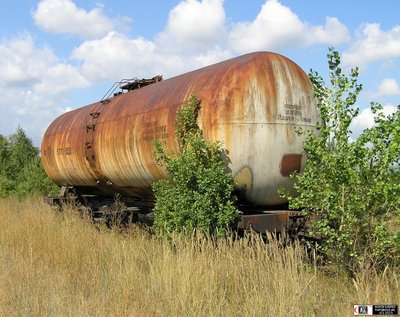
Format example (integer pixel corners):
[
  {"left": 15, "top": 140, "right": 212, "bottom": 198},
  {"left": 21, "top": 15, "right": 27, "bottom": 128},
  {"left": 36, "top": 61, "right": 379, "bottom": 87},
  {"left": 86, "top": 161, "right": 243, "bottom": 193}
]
[
  {"left": 237, "top": 212, "right": 291, "bottom": 233},
  {"left": 280, "top": 154, "right": 303, "bottom": 177}
]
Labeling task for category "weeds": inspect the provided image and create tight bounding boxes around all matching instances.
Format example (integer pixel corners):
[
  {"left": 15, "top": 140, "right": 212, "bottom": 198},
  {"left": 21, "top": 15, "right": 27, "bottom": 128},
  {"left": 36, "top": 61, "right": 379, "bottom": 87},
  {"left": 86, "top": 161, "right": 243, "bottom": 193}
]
[{"left": 0, "top": 197, "right": 398, "bottom": 316}]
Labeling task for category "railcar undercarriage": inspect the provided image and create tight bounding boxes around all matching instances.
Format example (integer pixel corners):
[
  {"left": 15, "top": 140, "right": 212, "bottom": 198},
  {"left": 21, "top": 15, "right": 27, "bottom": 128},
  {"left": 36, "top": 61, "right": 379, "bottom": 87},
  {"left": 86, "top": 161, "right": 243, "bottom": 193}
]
[{"left": 45, "top": 185, "right": 315, "bottom": 240}]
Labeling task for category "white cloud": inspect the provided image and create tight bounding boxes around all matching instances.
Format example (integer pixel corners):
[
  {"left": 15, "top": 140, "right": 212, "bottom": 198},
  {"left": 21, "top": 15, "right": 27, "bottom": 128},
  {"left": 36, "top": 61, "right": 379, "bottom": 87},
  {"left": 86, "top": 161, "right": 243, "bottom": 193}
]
[
  {"left": 193, "top": 48, "right": 233, "bottom": 66},
  {"left": 32, "top": 0, "right": 130, "bottom": 40},
  {"left": 71, "top": 32, "right": 185, "bottom": 80},
  {"left": 350, "top": 104, "right": 398, "bottom": 137},
  {"left": 342, "top": 23, "right": 400, "bottom": 69},
  {"left": 0, "top": 35, "right": 90, "bottom": 144},
  {"left": 308, "top": 17, "right": 350, "bottom": 45},
  {"left": 34, "top": 64, "right": 90, "bottom": 96},
  {"left": 0, "top": 35, "right": 89, "bottom": 93},
  {"left": 229, "top": 0, "right": 349, "bottom": 53},
  {"left": 33, "top": 0, "right": 353, "bottom": 84},
  {"left": 157, "top": 0, "right": 226, "bottom": 54},
  {"left": 0, "top": 35, "right": 56, "bottom": 87},
  {"left": 373, "top": 78, "right": 400, "bottom": 98}
]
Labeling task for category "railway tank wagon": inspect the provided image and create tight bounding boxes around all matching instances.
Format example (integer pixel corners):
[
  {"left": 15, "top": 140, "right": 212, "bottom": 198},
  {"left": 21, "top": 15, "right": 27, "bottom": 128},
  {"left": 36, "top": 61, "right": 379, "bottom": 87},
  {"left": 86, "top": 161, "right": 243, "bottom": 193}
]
[{"left": 42, "top": 52, "right": 319, "bottom": 232}]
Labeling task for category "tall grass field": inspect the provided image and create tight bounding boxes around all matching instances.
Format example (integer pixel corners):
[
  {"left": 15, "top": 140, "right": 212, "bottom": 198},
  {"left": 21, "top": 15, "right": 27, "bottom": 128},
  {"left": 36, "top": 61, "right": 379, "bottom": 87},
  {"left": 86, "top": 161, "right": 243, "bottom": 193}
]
[{"left": 0, "top": 197, "right": 398, "bottom": 316}]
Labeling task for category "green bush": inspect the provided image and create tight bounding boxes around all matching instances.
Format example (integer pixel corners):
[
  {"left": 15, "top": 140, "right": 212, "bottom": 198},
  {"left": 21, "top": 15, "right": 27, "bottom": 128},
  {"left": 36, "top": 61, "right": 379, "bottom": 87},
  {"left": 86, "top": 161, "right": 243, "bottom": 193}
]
[
  {"left": 152, "top": 95, "right": 239, "bottom": 237},
  {"left": 0, "top": 127, "right": 58, "bottom": 197},
  {"left": 283, "top": 48, "right": 400, "bottom": 275},
  {"left": 16, "top": 156, "right": 59, "bottom": 197}
]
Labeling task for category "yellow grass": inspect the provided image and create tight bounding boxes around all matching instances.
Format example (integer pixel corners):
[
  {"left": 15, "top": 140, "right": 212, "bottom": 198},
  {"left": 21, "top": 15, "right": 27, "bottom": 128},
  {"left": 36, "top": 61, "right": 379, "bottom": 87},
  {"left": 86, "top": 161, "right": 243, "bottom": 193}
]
[{"left": 0, "top": 197, "right": 398, "bottom": 316}]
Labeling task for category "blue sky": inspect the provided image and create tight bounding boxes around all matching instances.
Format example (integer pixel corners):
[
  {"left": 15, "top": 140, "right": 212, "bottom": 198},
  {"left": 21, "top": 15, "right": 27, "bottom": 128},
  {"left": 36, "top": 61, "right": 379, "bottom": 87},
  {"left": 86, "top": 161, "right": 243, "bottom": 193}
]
[{"left": 0, "top": 0, "right": 399, "bottom": 145}]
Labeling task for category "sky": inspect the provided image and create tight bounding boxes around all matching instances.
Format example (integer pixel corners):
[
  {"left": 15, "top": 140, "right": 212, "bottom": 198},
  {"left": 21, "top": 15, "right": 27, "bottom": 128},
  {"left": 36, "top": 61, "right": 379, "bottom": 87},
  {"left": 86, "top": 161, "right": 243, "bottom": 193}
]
[{"left": 0, "top": 0, "right": 399, "bottom": 146}]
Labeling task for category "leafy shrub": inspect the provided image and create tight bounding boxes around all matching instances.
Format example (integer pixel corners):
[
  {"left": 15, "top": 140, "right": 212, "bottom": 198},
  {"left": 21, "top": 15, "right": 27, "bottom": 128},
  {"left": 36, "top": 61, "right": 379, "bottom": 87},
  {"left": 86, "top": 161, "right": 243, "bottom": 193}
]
[
  {"left": 16, "top": 156, "right": 59, "bottom": 197},
  {"left": 0, "top": 127, "right": 58, "bottom": 197},
  {"left": 152, "top": 95, "right": 239, "bottom": 237},
  {"left": 283, "top": 48, "right": 400, "bottom": 275}
]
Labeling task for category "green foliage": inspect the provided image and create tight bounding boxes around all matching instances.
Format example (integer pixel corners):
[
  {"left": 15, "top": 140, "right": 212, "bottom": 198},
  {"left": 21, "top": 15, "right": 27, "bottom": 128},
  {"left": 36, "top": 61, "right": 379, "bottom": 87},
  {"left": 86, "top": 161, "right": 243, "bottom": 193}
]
[
  {"left": 16, "top": 156, "right": 59, "bottom": 197},
  {"left": 8, "top": 127, "right": 39, "bottom": 180},
  {"left": 0, "top": 135, "right": 9, "bottom": 171},
  {"left": 283, "top": 47, "right": 400, "bottom": 274},
  {"left": 0, "top": 135, "right": 12, "bottom": 197},
  {"left": 152, "top": 95, "right": 239, "bottom": 237},
  {"left": 0, "top": 127, "right": 58, "bottom": 197}
]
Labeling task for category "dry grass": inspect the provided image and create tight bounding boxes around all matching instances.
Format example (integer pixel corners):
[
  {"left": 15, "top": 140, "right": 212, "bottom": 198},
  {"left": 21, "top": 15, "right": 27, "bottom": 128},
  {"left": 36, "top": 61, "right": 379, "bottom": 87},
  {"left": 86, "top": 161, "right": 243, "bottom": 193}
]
[{"left": 0, "top": 197, "right": 398, "bottom": 316}]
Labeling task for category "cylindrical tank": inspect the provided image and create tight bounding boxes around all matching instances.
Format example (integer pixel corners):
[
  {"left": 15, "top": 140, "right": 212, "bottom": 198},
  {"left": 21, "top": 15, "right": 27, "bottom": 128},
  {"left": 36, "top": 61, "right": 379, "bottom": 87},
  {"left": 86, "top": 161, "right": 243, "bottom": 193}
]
[{"left": 41, "top": 52, "right": 318, "bottom": 206}]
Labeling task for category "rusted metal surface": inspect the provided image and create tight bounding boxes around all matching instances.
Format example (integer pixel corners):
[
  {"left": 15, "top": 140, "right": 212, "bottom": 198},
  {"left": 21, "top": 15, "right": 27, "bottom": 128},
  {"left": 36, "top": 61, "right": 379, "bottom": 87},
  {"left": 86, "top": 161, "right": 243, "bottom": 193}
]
[
  {"left": 120, "top": 75, "right": 163, "bottom": 91},
  {"left": 280, "top": 154, "right": 303, "bottom": 177},
  {"left": 41, "top": 52, "right": 318, "bottom": 206},
  {"left": 237, "top": 211, "right": 292, "bottom": 233}
]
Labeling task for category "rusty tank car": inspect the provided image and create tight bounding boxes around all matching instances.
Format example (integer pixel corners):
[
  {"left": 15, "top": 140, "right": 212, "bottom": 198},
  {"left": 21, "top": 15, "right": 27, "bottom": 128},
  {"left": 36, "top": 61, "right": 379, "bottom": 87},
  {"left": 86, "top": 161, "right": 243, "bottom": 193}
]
[{"left": 42, "top": 52, "right": 319, "bottom": 232}]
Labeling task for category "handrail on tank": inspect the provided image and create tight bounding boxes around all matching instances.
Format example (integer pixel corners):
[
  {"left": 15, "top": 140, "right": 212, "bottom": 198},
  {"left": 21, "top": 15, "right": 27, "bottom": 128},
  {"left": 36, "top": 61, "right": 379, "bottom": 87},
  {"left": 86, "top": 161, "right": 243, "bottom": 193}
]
[{"left": 100, "top": 76, "right": 163, "bottom": 104}]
